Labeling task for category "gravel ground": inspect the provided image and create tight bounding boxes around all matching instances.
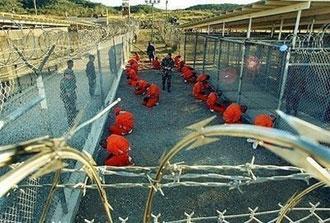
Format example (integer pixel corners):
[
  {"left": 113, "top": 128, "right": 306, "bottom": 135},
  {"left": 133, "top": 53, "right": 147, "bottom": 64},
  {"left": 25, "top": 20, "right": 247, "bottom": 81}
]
[{"left": 76, "top": 68, "right": 330, "bottom": 223}]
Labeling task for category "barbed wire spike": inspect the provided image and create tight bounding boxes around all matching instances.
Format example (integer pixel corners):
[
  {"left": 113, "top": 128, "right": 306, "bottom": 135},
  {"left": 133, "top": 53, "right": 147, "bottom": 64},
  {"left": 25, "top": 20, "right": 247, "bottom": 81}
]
[
  {"left": 184, "top": 212, "right": 195, "bottom": 223},
  {"left": 186, "top": 116, "right": 216, "bottom": 132},
  {"left": 119, "top": 217, "right": 129, "bottom": 223},
  {"left": 186, "top": 135, "right": 220, "bottom": 151},
  {"left": 229, "top": 180, "right": 243, "bottom": 193},
  {"left": 146, "top": 174, "right": 165, "bottom": 196},
  {"left": 151, "top": 213, "right": 161, "bottom": 223},
  {"left": 246, "top": 156, "right": 257, "bottom": 181},
  {"left": 216, "top": 210, "right": 229, "bottom": 223},
  {"left": 244, "top": 207, "right": 262, "bottom": 223}
]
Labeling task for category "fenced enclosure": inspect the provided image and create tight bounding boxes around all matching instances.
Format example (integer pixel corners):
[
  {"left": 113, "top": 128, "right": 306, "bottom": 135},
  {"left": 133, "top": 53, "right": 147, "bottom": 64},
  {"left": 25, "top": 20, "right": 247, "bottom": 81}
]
[
  {"left": 0, "top": 20, "right": 137, "bottom": 222},
  {"left": 183, "top": 31, "right": 330, "bottom": 127},
  {"left": 1, "top": 17, "right": 330, "bottom": 223}
]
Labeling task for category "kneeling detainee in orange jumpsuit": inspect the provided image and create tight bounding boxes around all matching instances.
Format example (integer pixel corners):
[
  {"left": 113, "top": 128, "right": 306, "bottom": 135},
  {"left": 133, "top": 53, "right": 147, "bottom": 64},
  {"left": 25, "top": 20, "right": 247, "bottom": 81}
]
[
  {"left": 104, "top": 134, "right": 133, "bottom": 166},
  {"left": 206, "top": 92, "right": 226, "bottom": 113},
  {"left": 143, "top": 83, "right": 160, "bottom": 108},
  {"left": 223, "top": 103, "right": 247, "bottom": 124},
  {"left": 109, "top": 107, "right": 135, "bottom": 136},
  {"left": 152, "top": 57, "right": 161, "bottom": 70},
  {"left": 135, "top": 80, "right": 150, "bottom": 95},
  {"left": 254, "top": 114, "right": 276, "bottom": 128},
  {"left": 193, "top": 74, "right": 212, "bottom": 101}
]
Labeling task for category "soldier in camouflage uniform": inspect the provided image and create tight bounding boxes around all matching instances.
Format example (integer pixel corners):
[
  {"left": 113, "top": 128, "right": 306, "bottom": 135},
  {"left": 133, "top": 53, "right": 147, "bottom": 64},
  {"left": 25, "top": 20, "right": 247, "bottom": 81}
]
[
  {"left": 86, "top": 55, "right": 96, "bottom": 96},
  {"left": 60, "top": 60, "right": 78, "bottom": 127}
]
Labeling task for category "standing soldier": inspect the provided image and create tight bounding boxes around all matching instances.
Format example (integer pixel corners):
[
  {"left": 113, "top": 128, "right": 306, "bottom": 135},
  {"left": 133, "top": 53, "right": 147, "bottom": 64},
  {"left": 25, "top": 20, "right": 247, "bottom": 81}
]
[
  {"left": 161, "top": 53, "right": 175, "bottom": 92},
  {"left": 86, "top": 55, "right": 96, "bottom": 96},
  {"left": 146, "top": 42, "right": 156, "bottom": 62},
  {"left": 60, "top": 60, "right": 78, "bottom": 127}
]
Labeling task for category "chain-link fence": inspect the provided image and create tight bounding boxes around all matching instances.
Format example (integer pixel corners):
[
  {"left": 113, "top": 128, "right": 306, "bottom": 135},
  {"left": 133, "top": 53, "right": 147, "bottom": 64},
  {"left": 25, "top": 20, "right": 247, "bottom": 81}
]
[
  {"left": 183, "top": 31, "right": 330, "bottom": 127},
  {"left": 0, "top": 21, "right": 136, "bottom": 222}
]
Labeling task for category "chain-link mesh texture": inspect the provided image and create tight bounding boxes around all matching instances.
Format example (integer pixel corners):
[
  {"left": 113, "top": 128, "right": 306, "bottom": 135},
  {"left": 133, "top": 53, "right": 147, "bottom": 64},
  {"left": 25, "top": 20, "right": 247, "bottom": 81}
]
[{"left": 0, "top": 20, "right": 136, "bottom": 222}]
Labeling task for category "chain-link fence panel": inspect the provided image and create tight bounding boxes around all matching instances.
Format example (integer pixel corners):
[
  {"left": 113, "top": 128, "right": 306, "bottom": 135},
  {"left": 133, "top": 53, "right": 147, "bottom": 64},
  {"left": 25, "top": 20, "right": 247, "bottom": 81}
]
[
  {"left": 239, "top": 43, "right": 286, "bottom": 110},
  {"left": 217, "top": 40, "right": 243, "bottom": 102},
  {"left": 0, "top": 26, "right": 135, "bottom": 222},
  {"left": 184, "top": 33, "right": 197, "bottom": 64},
  {"left": 194, "top": 35, "right": 206, "bottom": 71},
  {"left": 280, "top": 49, "right": 330, "bottom": 126}
]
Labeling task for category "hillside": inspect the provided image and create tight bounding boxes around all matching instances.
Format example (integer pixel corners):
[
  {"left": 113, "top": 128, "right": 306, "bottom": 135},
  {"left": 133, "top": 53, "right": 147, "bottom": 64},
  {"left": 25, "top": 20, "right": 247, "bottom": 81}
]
[
  {"left": 0, "top": 0, "right": 117, "bottom": 16},
  {"left": 186, "top": 4, "right": 240, "bottom": 11}
]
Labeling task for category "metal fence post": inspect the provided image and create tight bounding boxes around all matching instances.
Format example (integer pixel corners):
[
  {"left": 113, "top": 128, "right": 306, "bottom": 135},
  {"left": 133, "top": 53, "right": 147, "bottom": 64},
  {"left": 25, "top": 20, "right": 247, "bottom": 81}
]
[
  {"left": 216, "top": 39, "right": 222, "bottom": 91},
  {"left": 212, "top": 40, "right": 217, "bottom": 65},
  {"left": 193, "top": 32, "right": 198, "bottom": 69},
  {"left": 277, "top": 49, "right": 291, "bottom": 110},
  {"left": 97, "top": 44, "right": 104, "bottom": 107},
  {"left": 202, "top": 36, "right": 208, "bottom": 72},
  {"left": 183, "top": 33, "right": 187, "bottom": 62},
  {"left": 237, "top": 42, "right": 247, "bottom": 103}
]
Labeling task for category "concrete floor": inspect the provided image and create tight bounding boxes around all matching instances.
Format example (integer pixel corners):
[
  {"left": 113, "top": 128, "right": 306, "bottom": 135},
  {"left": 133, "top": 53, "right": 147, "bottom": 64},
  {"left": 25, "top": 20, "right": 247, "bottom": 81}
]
[{"left": 76, "top": 68, "right": 330, "bottom": 223}]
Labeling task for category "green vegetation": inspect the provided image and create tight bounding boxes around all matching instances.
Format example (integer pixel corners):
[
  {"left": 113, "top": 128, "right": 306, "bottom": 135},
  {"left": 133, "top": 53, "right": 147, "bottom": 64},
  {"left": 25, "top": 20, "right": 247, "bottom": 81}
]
[
  {"left": 0, "top": 0, "right": 240, "bottom": 22},
  {"left": 0, "top": 0, "right": 117, "bottom": 17},
  {"left": 186, "top": 4, "right": 240, "bottom": 12}
]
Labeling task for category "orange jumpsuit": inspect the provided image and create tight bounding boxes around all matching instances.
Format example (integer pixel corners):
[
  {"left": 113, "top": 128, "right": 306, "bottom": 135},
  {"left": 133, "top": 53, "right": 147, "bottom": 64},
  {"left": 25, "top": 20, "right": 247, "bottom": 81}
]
[
  {"left": 152, "top": 59, "right": 161, "bottom": 70},
  {"left": 135, "top": 80, "right": 150, "bottom": 95},
  {"left": 196, "top": 74, "right": 209, "bottom": 82},
  {"left": 182, "top": 66, "right": 196, "bottom": 83},
  {"left": 105, "top": 134, "right": 130, "bottom": 155},
  {"left": 104, "top": 134, "right": 132, "bottom": 166},
  {"left": 254, "top": 114, "right": 274, "bottom": 128},
  {"left": 126, "top": 68, "right": 139, "bottom": 86},
  {"left": 143, "top": 84, "right": 160, "bottom": 108},
  {"left": 193, "top": 81, "right": 209, "bottom": 101},
  {"left": 109, "top": 111, "right": 135, "bottom": 135},
  {"left": 223, "top": 103, "right": 243, "bottom": 124},
  {"left": 105, "top": 153, "right": 132, "bottom": 166},
  {"left": 177, "top": 60, "right": 185, "bottom": 72},
  {"left": 130, "top": 62, "right": 139, "bottom": 73},
  {"left": 174, "top": 55, "right": 181, "bottom": 67},
  {"left": 206, "top": 92, "right": 226, "bottom": 113},
  {"left": 133, "top": 53, "right": 141, "bottom": 62}
]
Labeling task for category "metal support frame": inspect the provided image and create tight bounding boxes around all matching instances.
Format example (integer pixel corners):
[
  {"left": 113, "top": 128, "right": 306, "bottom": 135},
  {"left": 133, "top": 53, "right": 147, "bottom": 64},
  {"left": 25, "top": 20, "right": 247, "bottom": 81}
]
[
  {"left": 277, "top": 49, "right": 291, "bottom": 110},
  {"left": 97, "top": 44, "right": 104, "bottom": 107},
  {"left": 247, "top": 18, "right": 252, "bottom": 38},
  {"left": 307, "top": 18, "right": 315, "bottom": 42},
  {"left": 264, "top": 46, "right": 272, "bottom": 88},
  {"left": 270, "top": 23, "right": 275, "bottom": 38},
  {"left": 216, "top": 39, "right": 222, "bottom": 91},
  {"left": 237, "top": 42, "right": 247, "bottom": 103},
  {"left": 212, "top": 40, "right": 217, "bottom": 65},
  {"left": 183, "top": 33, "right": 187, "bottom": 62},
  {"left": 278, "top": 18, "right": 284, "bottom": 40},
  {"left": 193, "top": 32, "right": 198, "bottom": 69},
  {"left": 202, "top": 36, "right": 208, "bottom": 72},
  {"left": 292, "top": 10, "right": 302, "bottom": 49},
  {"left": 222, "top": 22, "right": 225, "bottom": 37}
]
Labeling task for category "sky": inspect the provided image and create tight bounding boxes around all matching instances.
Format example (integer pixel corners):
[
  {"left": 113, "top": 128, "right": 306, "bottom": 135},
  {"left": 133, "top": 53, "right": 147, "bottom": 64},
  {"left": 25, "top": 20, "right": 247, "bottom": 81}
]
[{"left": 90, "top": 0, "right": 258, "bottom": 10}]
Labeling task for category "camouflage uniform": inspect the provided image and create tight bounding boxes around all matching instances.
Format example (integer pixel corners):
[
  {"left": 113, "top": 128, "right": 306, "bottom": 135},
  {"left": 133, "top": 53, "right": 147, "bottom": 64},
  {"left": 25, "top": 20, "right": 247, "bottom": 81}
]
[
  {"left": 60, "top": 68, "right": 77, "bottom": 126},
  {"left": 86, "top": 61, "right": 96, "bottom": 96},
  {"left": 161, "top": 57, "right": 175, "bottom": 92}
]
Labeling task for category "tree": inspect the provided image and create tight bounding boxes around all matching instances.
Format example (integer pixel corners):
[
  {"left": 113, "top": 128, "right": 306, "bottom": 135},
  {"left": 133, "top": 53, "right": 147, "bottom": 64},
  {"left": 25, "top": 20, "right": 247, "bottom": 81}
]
[{"left": 0, "top": 0, "right": 25, "bottom": 13}]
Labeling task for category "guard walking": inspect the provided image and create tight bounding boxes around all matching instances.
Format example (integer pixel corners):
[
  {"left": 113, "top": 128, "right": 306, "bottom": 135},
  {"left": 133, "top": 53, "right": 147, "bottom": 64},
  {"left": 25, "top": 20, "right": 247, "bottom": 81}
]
[{"left": 161, "top": 53, "right": 175, "bottom": 93}]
